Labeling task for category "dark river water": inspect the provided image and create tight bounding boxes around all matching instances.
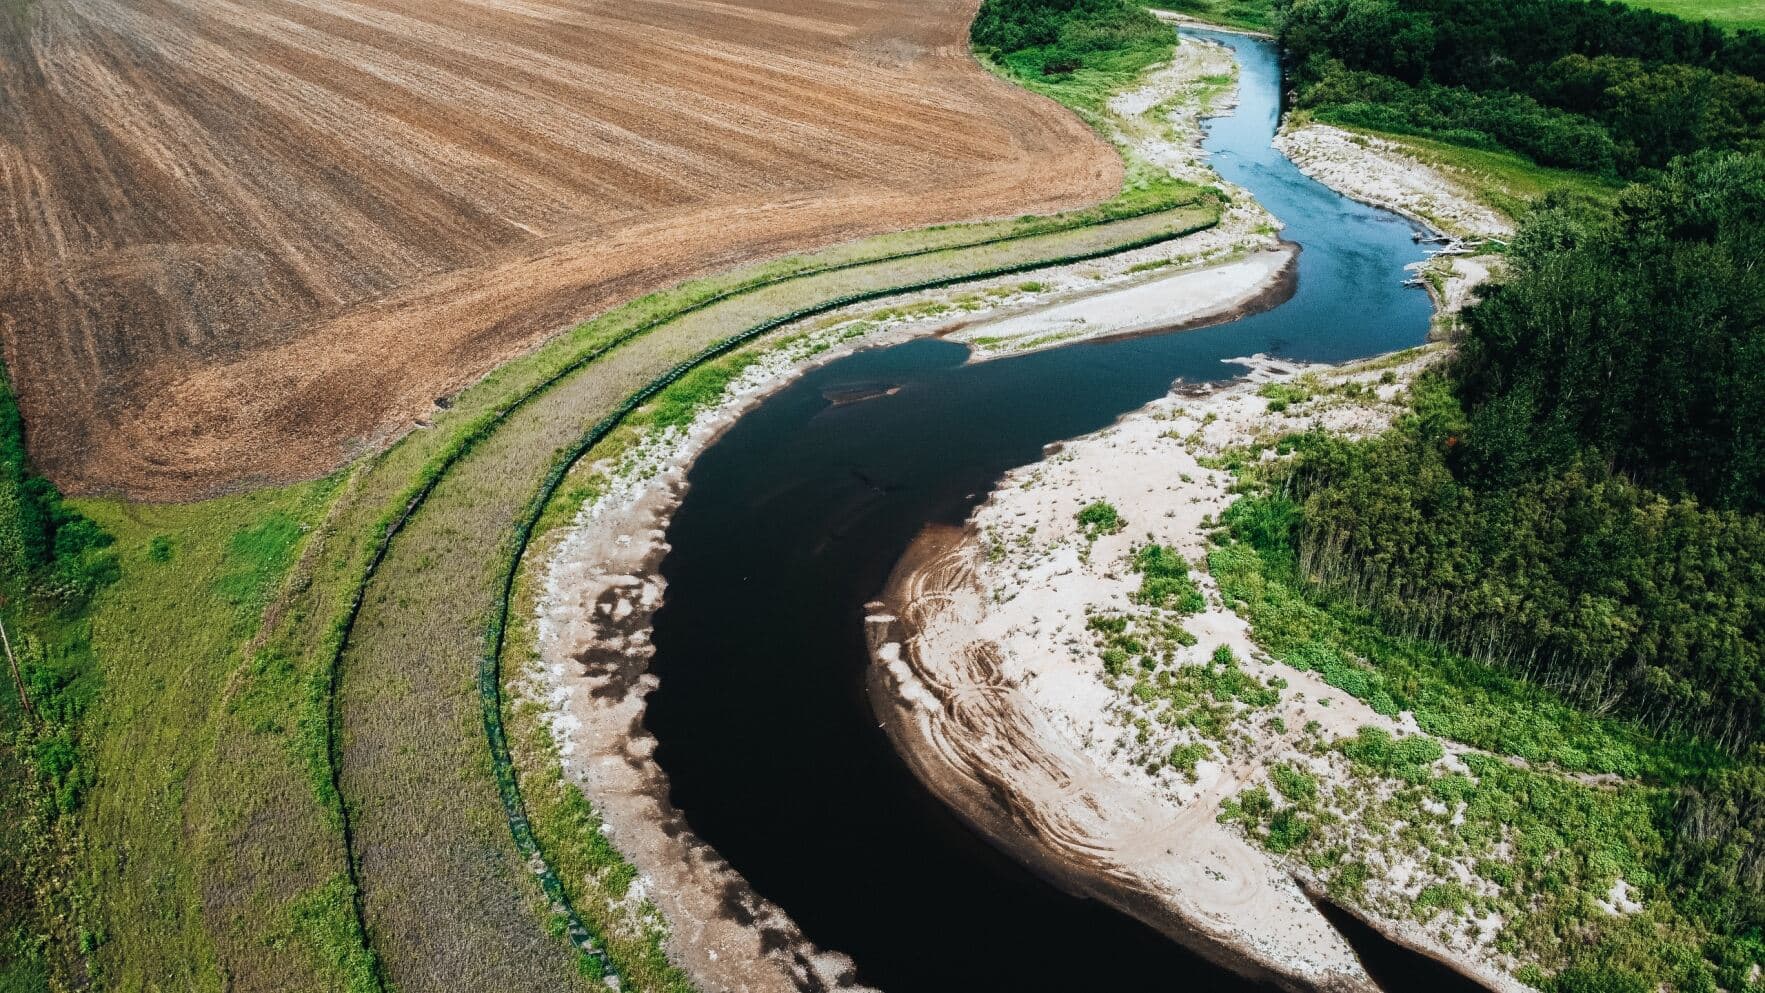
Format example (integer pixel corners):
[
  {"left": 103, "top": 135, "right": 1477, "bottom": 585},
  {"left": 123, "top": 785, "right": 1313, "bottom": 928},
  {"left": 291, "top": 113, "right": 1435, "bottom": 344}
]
[{"left": 643, "top": 29, "right": 1445, "bottom": 992}]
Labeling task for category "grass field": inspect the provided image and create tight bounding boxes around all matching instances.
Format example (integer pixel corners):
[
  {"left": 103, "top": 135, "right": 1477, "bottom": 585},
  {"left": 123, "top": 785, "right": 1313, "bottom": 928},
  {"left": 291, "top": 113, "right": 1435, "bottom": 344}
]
[{"left": 1617, "top": 0, "right": 1765, "bottom": 28}]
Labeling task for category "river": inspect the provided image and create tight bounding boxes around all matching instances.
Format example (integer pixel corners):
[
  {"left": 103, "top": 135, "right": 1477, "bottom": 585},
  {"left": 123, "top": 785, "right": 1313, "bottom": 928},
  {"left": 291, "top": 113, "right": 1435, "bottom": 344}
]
[{"left": 642, "top": 28, "right": 1443, "bottom": 992}]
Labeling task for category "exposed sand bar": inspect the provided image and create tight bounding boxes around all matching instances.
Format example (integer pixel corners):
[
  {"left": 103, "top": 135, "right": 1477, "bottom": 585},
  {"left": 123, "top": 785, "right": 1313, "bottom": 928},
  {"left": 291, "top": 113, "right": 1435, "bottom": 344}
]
[
  {"left": 865, "top": 350, "right": 1528, "bottom": 993},
  {"left": 866, "top": 361, "right": 1381, "bottom": 993},
  {"left": 947, "top": 249, "right": 1293, "bottom": 358}
]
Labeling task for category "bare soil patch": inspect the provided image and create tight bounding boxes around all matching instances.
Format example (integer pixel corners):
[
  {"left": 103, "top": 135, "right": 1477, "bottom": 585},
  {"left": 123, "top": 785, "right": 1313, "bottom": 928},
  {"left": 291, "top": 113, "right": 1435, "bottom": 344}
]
[{"left": 0, "top": 0, "right": 1117, "bottom": 499}]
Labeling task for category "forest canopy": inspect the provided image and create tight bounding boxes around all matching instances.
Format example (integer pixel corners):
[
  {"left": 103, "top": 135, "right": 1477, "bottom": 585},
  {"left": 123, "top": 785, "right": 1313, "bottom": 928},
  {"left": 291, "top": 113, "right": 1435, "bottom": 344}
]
[
  {"left": 1278, "top": 151, "right": 1765, "bottom": 750},
  {"left": 1234, "top": 152, "right": 1765, "bottom": 993},
  {"left": 1278, "top": 0, "right": 1765, "bottom": 173},
  {"left": 971, "top": 0, "right": 1171, "bottom": 75}
]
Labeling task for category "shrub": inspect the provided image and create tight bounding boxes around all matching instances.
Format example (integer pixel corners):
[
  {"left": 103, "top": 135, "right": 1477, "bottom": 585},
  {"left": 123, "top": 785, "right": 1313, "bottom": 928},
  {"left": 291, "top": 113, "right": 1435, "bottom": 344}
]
[
  {"left": 1168, "top": 741, "right": 1212, "bottom": 780},
  {"left": 1340, "top": 727, "right": 1443, "bottom": 783},
  {"left": 1131, "top": 544, "right": 1206, "bottom": 613},
  {"left": 1272, "top": 763, "right": 1319, "bottom": 804},
  {"left": 1076, "top": 500, "right": 1125, "bottom": 537}
]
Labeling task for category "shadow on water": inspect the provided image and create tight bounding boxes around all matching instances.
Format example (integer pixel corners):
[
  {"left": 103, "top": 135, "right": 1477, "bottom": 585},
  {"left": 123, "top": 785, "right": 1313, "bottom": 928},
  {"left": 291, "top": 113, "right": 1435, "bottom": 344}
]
[
  {"left": 1314, "top": 898, "right": 1502, "bottom": 993},
  {"left": 642, "top": 27, "right": 1448, "bottom": 993}
]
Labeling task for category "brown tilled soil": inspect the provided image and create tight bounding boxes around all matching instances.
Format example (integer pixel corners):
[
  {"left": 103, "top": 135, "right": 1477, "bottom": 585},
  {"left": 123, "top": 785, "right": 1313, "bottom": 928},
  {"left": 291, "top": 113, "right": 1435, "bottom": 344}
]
[{"left": 0, "top": 0, "right": 1118, "bottom": 500}]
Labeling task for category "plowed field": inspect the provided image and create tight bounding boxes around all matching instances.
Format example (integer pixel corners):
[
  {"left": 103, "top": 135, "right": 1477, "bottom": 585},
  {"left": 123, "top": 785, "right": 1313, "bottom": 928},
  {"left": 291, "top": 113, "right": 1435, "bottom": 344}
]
[{"left": 0, "top": 0, "right": 1117, "bottom": 499}]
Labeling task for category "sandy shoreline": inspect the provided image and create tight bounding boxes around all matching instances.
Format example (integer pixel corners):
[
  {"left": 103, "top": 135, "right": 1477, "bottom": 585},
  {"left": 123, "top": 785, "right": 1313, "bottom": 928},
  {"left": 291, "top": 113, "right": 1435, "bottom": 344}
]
[
  {"left": 864, "top": 351, "right": 1528, "bottom": 993},
  {"left": 1273, "top": 124, "right": 1513, "bottom": 243}
]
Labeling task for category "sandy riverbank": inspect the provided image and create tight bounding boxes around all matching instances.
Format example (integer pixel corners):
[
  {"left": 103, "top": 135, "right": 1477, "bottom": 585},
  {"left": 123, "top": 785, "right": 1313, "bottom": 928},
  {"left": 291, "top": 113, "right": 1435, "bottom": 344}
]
[
  {"left": 866, "top": 348, "right": 1530, "bottom": 993},
  {"left": 1274, "top": 124, "right": 1514, "bottom": 242}
]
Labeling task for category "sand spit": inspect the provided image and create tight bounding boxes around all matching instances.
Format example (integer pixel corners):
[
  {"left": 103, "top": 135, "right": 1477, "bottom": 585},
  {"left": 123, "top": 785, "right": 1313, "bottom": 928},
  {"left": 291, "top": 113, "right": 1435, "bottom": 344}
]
[
  {"left": 947, "top": 249, "right": 1293, "bottom": 358},
  {"left": 867, "top": 349, "right": 1528, "bottom": 993},
  {"left": 1273, "top": 124, "right": 1513, "bottom": 242}
]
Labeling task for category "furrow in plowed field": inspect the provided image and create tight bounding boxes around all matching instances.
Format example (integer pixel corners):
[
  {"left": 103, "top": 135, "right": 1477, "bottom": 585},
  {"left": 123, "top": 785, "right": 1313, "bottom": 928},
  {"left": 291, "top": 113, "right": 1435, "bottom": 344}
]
[{"left": 0, "top": 0, "right": 1118, "bottom": 500}]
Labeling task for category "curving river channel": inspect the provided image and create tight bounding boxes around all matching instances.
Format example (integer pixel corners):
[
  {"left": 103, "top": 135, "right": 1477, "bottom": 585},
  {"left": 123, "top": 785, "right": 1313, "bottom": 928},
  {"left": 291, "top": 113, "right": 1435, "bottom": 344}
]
[{"left": 644, "top": 28, "right": 1443, "bottom": 992}]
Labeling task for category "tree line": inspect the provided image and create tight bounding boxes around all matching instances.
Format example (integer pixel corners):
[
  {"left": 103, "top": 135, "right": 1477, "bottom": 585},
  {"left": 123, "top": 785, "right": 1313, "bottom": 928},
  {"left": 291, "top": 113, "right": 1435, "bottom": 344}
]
[
  {"left": 971, "top": 0, "right": 1172, "bottom": 76},
  {"left": 1278, "top": 0, "right": 1765, "bottom": 174},
  {"left": 1253, "top": 151, "right": 1765, "bottom": 990},
  {"left": 1286, "top": 152, "right": 1765, "bottom": 752}
]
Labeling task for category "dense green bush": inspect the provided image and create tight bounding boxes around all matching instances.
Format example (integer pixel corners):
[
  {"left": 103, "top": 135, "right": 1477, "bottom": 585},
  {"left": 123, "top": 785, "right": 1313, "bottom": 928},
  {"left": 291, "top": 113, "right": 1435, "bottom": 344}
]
[
  {"left": 1, "top": 373, "right": 114, "bottom": 610},
  {"left": 973, "top": 0, "right": 1168, "bottom": 63},
  {"left": 1131, "top": 543, "right": 1206, "bottom": 612},
  {"left": 973, "top": 0, "right": 1172, "bottom": 84},
  {"left": 1456, "top": 152, "right": 1765, "bottom": 509},
  {"left": 1277, "top": 155, "right": 1765, "bottom": 755}
]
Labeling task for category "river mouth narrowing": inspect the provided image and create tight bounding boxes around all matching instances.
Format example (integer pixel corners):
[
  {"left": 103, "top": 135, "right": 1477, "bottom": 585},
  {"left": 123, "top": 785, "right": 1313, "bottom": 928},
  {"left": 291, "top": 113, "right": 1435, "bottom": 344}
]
[{"left": 626, "top": 28, "right": 1442, "bottom": 992}]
